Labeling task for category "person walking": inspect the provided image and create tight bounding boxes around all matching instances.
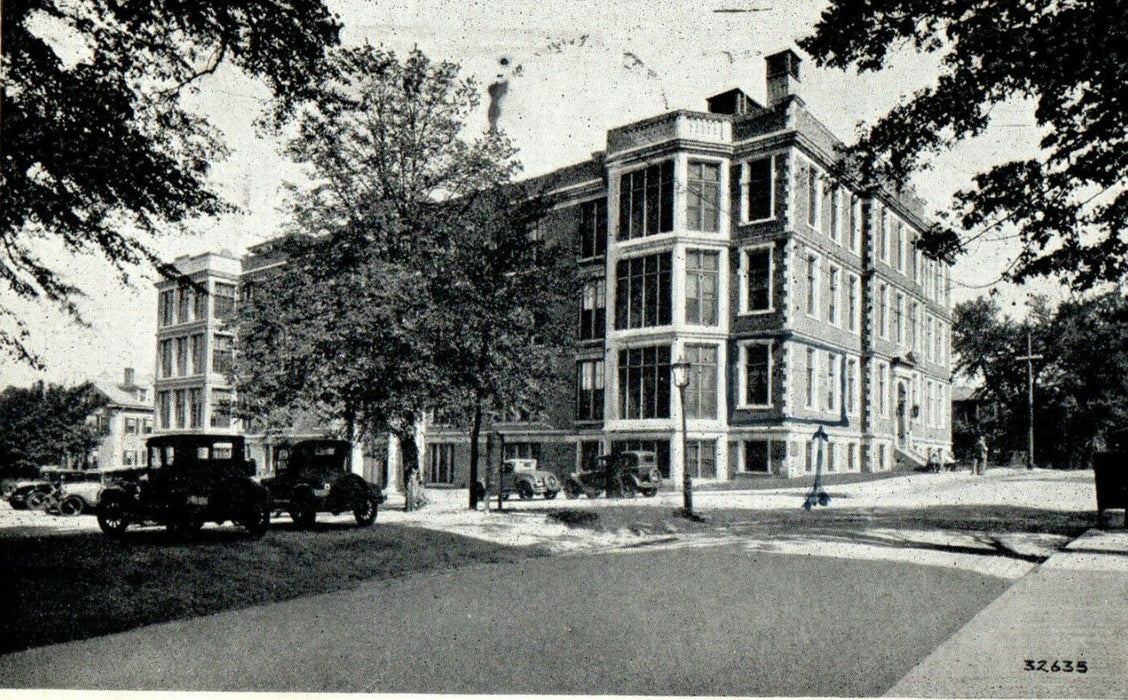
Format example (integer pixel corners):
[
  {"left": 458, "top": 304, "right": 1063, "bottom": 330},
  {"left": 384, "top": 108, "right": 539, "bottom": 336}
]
[{"left": 974, "top": 435, "right": 989, "bottom": 475}]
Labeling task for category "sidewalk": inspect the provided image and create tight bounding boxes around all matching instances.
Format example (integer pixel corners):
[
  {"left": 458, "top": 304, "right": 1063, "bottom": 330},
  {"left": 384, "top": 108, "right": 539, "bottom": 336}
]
[{"left": 887, "top": 526, "right": 1128, "bottom": 698}]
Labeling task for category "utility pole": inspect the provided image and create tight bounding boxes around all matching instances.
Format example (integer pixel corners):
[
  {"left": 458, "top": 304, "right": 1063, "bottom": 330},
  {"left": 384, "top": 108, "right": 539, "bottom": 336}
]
[{"left": 1015, "top": 331, "right": 1043, "bottom": 470}]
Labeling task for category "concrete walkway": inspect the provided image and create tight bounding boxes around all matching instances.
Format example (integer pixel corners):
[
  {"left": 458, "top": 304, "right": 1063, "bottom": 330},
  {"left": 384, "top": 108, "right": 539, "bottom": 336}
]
[{"left": 888, "top": 527, "right": 1128, "bottom": 698}]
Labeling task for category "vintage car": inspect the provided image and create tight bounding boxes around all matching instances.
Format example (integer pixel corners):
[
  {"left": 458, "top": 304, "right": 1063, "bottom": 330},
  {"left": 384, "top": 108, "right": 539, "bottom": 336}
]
[
  {"left": 96, "top": 434, "right": 270, "bottom": 537},
  {"left": 6, "top": 480, "right": 52, "bottom": 510},
  {"left": 496, "top": 458, "right": 560, "bottom": 500},
  {"left": 260, "top": 439, "right": 384, "bottom": 527},
  {"left": 564, "top": 450, "right": 663, "bottom": 499}
]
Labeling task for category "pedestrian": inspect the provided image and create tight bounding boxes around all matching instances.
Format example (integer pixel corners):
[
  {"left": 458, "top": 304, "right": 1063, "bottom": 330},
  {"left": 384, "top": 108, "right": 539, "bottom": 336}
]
[
  {"left": 926, "top": 448, "right": 940, "bottom": 473},
  {"left": 975, "top": 435, "right": 989, "bottom": 475}
]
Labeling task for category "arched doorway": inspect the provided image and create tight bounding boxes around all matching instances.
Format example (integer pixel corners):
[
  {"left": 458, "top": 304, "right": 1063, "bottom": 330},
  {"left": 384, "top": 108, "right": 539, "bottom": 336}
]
[{"left": 896, "top": 381, "right": 908, "bottom": 449}]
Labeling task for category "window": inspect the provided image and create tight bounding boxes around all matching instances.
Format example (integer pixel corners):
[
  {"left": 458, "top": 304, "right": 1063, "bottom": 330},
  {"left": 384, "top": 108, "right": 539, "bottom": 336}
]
[
  {"left": 740, "top": 342, "right": 772, "bottom": 408},
  {"left": 879, "top": 207, "right": 889, "bottom": 263},
  {"left": 190, "top": 333, "right": 206, "bottom": 375},
  {"left": 615, "top": 252, "right": 672, "bottom": 329},
  {"left": 212, "top": 334, "right": 233, "bottom": 376},
  {"left": 807, "top": 162, "right": 821, "bottom": 228},
  {"left": 745, "top": 156, "right": 775, "bottom": 222},
  {"left": 189, "top": 388, "right": 203, "bottom": 429},
  {"left": 826, "top": 353, "right": 839, "bottom": 413},
  {"left": 685, "top": 440, "right": 717, "bottom": 478},
  {"left": 826, "top": 442, "right": 837, "bottom": 473},
  {"left": 877, "top": 362, "right": 888, "bottom": 416},
  {"left": 879, "top": 284, "right": 889, "bottom": 339},
  {"left": 827, "top": 265, "right": 840, "bottom": 326},
  {"left": 684, "top": 344, "right": 718, "bottom": 419},
  {"left": 576, "top": 359, "right": 605, "bottom": 421},
  {"left": 427, "top": 444, "right": 456, "bottom": 484},
  {"left": 213, "top": 283, "right": 236, "bottom": 321},
  {"left": 893, "top": 218, "right": 904, "bottom": 272},
  {"left": 159, "top": 290, "right": 175, "bottom": 327},
  {"left": 612, "top": 439, "right": 670, "bottom": 478},
  {"left": 847, "top": 273, "right": 859, "bottom": 333},
  {"left": 848, "top": 196, "right": 861, "bottom": 253},
  {"left": 174, "top": 389, "right": 186, "bottom": 429},
  {"left": 805, "top": 347, "right": 817, "bottom": 408},
  {"left": 909, "top": 302, "right": 918, "bottom": 351},
  {"left": 504, "top": 442, "right": 542, "bottom": 461},
  {"left": 124, "top": 417, "right": 138, "bottom": 435},
  {"left": 159, "top": 339, "right": 173, "bottom": 378},
  {"left": 829, "top": 187, "right": 841, "bottom": 243},
  {"left": 176, "top": 288, "right": 190, "bottom": 324},
  {"left": 579, "top": 279, "right": 606, "bottom": 340},
  {"left": 175, "top": 336, "right": 188, "bottom": 376},
  {"left": 618, "top": 345, "right": 671, "bottom": 419},
  {"left": 579, "top": 198, "right": 607, "bottom": 259},
  {"left": 142, "top": 418, "right": 153, "bottom": 434},
  {"left": 686, "top": 161, "right": 721, "bottom": 232},
  {"left": 805, "top": 440, "right": 814, "bottom": 473},
  {"left": 846, "top": 357, "right": 858, "bottom": 415},
  {"left": 618, "top": 161, "right": 674, "bottom": 240},
  {"left": 122, "top": 450, "right": 137, "bottom": 467},
  {"left": 742, "top": 440, "right": 771, "bottom": 473},
  {"left": 685, "top": 250, "right": 719, "bottom": 326},
  {"left": 157, "top": 391, "right": 171, "bottom": 429},
  {"left": 894, "top": 293, "right": 905, "bottom": 345},
  {"left": 211, "top": 389, "right": 232, "bottom": 428},
  {"left": 805, "top": 254, "right": 819, "bottom": 316},
  {"left": 848, "top": 443, "right": 857, "bottom": 471},
  {"left": 742, "top": 246, "right": 773, "bottom": 313},
  {"left": 194, "top": 283, "right": 208, "bottom": 318}
]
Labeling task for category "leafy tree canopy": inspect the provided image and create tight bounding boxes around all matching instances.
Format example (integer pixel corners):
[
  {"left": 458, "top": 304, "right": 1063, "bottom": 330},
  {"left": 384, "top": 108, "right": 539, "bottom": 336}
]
[
  {"left": 2, "top": 0, "right": 341, "bottom": 367},
  {"left": 0, "top": 381, "right": 108, "bottom": 473},
  {"left": 800, "top": 1, "right": 1128, "bottom": 289}
]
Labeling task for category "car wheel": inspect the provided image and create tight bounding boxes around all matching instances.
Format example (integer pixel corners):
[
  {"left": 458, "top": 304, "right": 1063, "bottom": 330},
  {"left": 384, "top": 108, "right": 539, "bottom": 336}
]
[
  {"left": 544, "top": 490, "right": 558, "bottom": 500},
  {"left": 354, "top": 495, "right": 377, "bottom": 526},
  {"left": 241, "top": 495, "right": 270, "bottom": 538},
  {"left": 564, "top": 481, "right": 580, "bottom": 499},
  {"left": 289, "top": 492, "right": 316, "bottom": 527},
  {"left": 640, "top": 487, "right": 658, "bottom": 498},
  {"left": 26, "top": 490, "right": 49, "bottom": 510},
  {"left": 517, "top": 482, "right": 535, "bottom": 500},
  {"left": 619, "top": 477, "right": 636, "bottom": 497},
  {"left": 59, "top": 495, "right": 85, "bottom": 516},
  {"left": 97, "top": 496, "right": 130, "bottom": 536}
]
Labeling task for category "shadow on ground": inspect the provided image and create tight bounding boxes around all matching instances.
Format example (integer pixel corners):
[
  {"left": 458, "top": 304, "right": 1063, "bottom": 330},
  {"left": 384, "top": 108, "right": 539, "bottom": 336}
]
[{"left": 0, "top": 523, "right": 548, "bottom": 655}]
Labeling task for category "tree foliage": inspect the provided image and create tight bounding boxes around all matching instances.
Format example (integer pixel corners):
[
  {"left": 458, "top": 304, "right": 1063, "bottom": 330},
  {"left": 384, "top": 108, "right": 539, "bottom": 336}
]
[
  {"left": 800, "top": 1, "right": 1128, "bottom": 289},
  {"left": 952, "top": 293, "right": 1128, "bottom": 467},
  {"left": 233, "top": 46, "right": 574, "bottom": 497},
  {"left": 2, "top": 0, "right": 341, "bottom": 367},
  {"left": 0, "top": 381, "right": 109, "bottom": 474}
]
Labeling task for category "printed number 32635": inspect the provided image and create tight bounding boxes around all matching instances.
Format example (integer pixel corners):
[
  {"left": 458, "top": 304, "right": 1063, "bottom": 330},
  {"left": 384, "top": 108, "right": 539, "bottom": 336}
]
[{"left": 1024, "top": 660, "right": 1087, "bottom": 673}]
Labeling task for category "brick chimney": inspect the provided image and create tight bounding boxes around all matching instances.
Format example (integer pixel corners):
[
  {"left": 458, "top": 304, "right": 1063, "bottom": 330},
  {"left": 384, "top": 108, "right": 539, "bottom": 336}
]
[
  {"left": 123, "top": 367, "right": 135, "bottom": 387},
  {"left": 766, "top": 49, "right": 802, "bottom": 108}
]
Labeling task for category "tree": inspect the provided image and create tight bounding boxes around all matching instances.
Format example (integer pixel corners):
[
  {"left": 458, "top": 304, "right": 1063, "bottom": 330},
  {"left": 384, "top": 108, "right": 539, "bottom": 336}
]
[
  {"left": 233, "top": 46, "right": 532, "bottom": 496},
  {"left": 800, "top": 1, "right": 1128, "bottom": 289},
  {"left": 0, "top": 381, "right": 108, "bottom": 474},
  {"left": 952, "top": 292, "right": 1128, "bottom": 467},
  {"left": 2, "top": 0, "right": 341, "bottom": 367}
]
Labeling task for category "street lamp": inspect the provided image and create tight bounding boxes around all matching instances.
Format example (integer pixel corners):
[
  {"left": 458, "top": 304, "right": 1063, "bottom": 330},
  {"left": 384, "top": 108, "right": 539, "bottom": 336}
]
[{"left": 671, "top": 356, "right": 693, "bottom": 517}]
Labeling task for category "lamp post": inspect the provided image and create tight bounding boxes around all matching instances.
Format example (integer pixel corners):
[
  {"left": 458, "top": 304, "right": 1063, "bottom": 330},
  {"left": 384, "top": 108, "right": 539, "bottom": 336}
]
[{"left": 671, "top": 356, "right": 693, "bottom": 517}]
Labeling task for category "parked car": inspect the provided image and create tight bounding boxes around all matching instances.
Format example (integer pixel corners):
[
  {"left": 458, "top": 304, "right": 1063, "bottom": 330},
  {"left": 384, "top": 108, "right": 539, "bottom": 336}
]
[
  {"left": 260, "top": 439, "right": 384, "bottom": 527},
  {"left": 96, "top": 434, "right": 270, "bottom": 537},
  {"left": 492, "top": 458, "right": 561, "bottom": 500},
  {"left": 6, "top": 480, "right": 52, "bottom": 510},
  {"left": 564, "top": 450, "right": 662, "bottom": 499}
]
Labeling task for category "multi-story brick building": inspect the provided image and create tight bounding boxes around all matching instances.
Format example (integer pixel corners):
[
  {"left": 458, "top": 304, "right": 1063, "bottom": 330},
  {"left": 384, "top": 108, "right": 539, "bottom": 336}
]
[
  {"left": 421, "top": 49, "right": 953, "bottom": 485},
  {"left": 89, "top": 368, "right": 154, "bottom": 470}
]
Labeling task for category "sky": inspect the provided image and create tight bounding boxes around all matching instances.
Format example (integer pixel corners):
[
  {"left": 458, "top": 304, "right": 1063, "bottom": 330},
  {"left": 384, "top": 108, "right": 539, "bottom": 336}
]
[{"left": 1, "top": 0, "right": 1056, "bottom": 389}]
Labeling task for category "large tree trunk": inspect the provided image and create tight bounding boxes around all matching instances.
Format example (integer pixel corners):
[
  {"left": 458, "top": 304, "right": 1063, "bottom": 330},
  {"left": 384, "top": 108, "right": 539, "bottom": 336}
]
[{"left": 468, "top": 398, "right": 483, "bottom": 509}]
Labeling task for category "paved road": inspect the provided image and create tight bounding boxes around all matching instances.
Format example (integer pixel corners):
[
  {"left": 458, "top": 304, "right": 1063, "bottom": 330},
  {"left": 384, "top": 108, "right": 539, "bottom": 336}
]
[{"left": 0, "top": 544, "right": 1009, "bottom": 696}]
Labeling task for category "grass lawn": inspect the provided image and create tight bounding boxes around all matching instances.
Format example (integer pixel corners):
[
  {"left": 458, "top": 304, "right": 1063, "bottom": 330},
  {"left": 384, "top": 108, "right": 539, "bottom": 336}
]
[{"left": 0, "top": 522, "right": 548, "bottom": 655}]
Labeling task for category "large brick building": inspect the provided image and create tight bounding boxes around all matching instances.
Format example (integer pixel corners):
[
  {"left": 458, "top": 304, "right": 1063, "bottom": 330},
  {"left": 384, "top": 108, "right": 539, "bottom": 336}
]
[{"left": 421, "top": 49, "right": 953, "bottom": 485}]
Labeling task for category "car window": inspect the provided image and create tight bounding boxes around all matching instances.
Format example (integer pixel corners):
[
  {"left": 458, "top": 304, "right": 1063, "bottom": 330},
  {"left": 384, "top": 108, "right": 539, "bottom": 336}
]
[
  {"left": 165, "top": 446, "right": 175, "bottom": 466},
  {"left": 213, "top": 443, "right": 234, "bottom": 460},
  {"left": 197, "top": 447, "right": 210, "bottom": 460}
]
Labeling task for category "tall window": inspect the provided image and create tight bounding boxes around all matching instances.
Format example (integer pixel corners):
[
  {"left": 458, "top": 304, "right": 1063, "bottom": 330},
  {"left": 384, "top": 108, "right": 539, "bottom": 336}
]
[
  {"left": 177, "top": 288, "right": 191, "bottom": 323},
  {"left": 741, "top": 342, "right": 772, "bottom": 408},
  {"left": 745, "top": 156, "right": 775, "bottom": 221},
  {"left": 211, "top": 389, "right": 232, "bottom": 428},
  {"left": 618, "top": 345, "right": 671, "bottom": 419},
  {"left": 157, "top": 391, "right": 171, "bottom": 429},
  {"left": 213, "top": 283, "right": 236, "bottom": 321},
  {"left": 893, "top": 219, "right": 904, "bottom": 272},
  {"left": 158, "top": 290, "right": 175, "bottom": 327},
  {"left": 742, "top": 246, "right": 772, "bottom": 312},
  {"left": 846, "top": 357, "right": 858, "bottom": 415},
  {"left": 684, "top": 344, "right": 718, "bottom": 419},
  {"left": 686, "top": 440, "right": 717, "bottom": 478},
  {"left": 175, "top": 336, "right": 188, "bottom": 376},
  {"left": 880, "top": 284, "right": 889, "bottom": 338},
  {"left": 190, "top": 333, "right": 206, "bottom": 375},
  {"left": 847, "top": 273, "right": 859, "bottom": 333},
  {"left": 807, "top": 162, "right": 821, "bottom": 228},
  {"left": 615, "top": 252, "right": 672, "bottom": 329},
  {"left": 428, "top": 444, "right": 456, "bottom": 484},
  {"left": 212, "top": 334, "right": 233, "bottom": 376},
  {"left": 618, "top": 161, "right": 674, "bottom": 240},
  {"left": 159, "top": 339, "right": 173, "bottom": 378},
  {"left": 174, "top": 389, "right": 186, "bottom": 429},
  {"left": 805, "top": 254, "right": 819, "bottom": 317},
  {"left": 686, "top": 161, "right": 721, "bottom": 232},
  {"left": 827, "top": 265, "right": 840, "bottom": 325},
  {"left": 826, "top": 353, "right": 839, "bottom": 412},
  {"left": 193, "top": 283, "right": 208, "bottom": 318},
  {"left": 910, "top": 302, "right": 919, "bottom": 351},
  {"left": 849, "top": 196, "right": 860, "bottom": 253},
  {"left": 805, "top": 347, "right": 817, "bottom": 408},
  {"left": 894, "top": 293, "right": 905, "bottom": 345},
  {"left": 829, "top": 187, "right": 841, "bottom": 242},
  {"left": 685, "top": 250, "right": 719, "bottom": 325},
  {"left": 743, "top": 440, "right": 771, "bottom": 473},
  {"left": 579, "top": 279, "right": 606, "bottom": 340},
  {"left": 878, "top": 207, "right": 889, "bottom": 263},
  {"left": 578, "top": 198, "right": 607, "bottom": 259},
  {"left": 189, "top": 388, "right": 203, "bottom": 429},
  {"left": 577, "top": 359, "right": 605, "bottom": 421},
  {"left": 877, "top": 362, "right": 888, "bottom": 416}
]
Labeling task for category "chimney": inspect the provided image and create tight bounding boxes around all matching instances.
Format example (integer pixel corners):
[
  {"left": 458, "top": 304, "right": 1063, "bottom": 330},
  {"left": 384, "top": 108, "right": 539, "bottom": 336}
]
[
  {"left": 123, "top": 367, "right": 135, "bottom": 387},
  {"left": 765, "top": 49, "right": 802, "bottom": 108}
]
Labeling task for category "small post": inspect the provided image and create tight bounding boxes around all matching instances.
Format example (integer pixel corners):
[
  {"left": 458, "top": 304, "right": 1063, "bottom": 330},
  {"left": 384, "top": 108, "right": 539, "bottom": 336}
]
[{"left": 1015, "top": 330, "right": 1043, "bottom": 470}]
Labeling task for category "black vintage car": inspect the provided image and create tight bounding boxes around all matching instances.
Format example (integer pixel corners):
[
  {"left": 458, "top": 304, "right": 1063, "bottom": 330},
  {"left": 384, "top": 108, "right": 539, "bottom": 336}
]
[
  {"left": 96, "top": 434, "right": 271, "bottom": 538},
  {"left": 260, "top": 439, "right": 383, "bottom": 527},
  {"left": 563, "top": 450, "right": 663, "bottom": 499}
]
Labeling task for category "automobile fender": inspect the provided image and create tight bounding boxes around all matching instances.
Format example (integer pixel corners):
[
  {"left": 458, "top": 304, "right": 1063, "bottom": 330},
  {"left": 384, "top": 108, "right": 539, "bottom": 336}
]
[{"left": 96, "top": 486, "right": 137, "bottom": 514}]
